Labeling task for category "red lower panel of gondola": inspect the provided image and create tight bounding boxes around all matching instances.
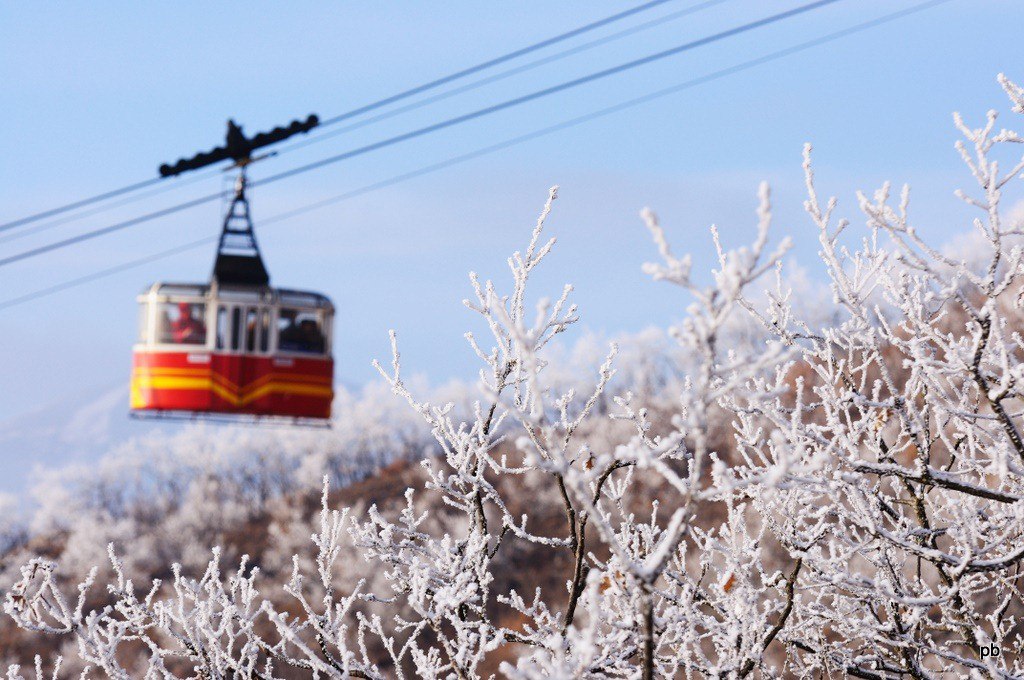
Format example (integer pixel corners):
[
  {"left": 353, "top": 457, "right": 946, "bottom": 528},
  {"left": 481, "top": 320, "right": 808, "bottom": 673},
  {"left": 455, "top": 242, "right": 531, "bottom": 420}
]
[{"left": 131, "top": 350, "right": 333, "bottom": 419}]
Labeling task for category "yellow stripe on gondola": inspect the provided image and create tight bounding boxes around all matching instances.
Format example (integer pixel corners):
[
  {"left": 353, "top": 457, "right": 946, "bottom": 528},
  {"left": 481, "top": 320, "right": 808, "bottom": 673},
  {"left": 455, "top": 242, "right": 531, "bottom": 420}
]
[
  {"left": 243, "top": 381, "right": 334, "bottom": 403},
  {"left": 131, "top": 373, "right": 333, "bottom": 407},
  {"left": 131, "top": 376, "right": 235, "bottom": 405},
  {"left": 135, "top": 367, "right": 236, "bottom": 390},
  {"left": 135, "top": 367, "right": 331, "bottom": 391},
  {"left": 134, "top": 366, "right": 212, "bottom": 375}
]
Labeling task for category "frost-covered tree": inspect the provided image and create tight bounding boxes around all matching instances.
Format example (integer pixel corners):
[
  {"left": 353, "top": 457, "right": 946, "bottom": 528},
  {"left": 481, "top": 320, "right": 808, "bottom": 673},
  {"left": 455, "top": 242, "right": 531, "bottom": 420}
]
[{"left": 7, "top": 73, "right": 1024, "bottom": 678}]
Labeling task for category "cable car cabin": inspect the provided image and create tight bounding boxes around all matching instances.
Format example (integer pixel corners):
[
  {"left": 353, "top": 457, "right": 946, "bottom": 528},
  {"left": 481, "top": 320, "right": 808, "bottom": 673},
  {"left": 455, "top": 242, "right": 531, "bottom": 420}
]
[
  {"left": 131, "top": 283, "right": 334, "bottom": 420},
  {"left": 132, "top": 115, "right": 335, "bottom": 421}
]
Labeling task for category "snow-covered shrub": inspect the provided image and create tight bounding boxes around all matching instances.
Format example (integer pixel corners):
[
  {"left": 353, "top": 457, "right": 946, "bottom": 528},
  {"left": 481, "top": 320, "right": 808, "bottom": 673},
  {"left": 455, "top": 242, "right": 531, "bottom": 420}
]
[{"left": 7, "top": 73, "right": 1024, "bottom": 678}]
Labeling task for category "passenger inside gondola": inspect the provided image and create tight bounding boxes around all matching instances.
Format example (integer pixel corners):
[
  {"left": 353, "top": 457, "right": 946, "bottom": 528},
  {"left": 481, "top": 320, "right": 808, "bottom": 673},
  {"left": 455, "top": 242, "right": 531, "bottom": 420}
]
[
  {"left": 171, "top": 302, "right": 206, "bottom": 345},
  {"left": 278, "top": 309, "right": 302, "bottom": 350},
  {"left": 278, "top": 309, "right": 324, "bottom": 353},
  {"left": 299, "top": 318, "right": 325, "bottom": 353}
]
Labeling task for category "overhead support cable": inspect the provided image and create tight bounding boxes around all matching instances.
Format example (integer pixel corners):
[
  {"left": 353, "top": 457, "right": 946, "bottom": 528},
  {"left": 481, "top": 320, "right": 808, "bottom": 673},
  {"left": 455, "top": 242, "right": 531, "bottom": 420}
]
[
  {"left": 253, "top": 0, "right": 842, "bottom": 187},
  {"left": 0, "top": 0, "right": 678, "bottom": 234},
  {"left": 0, "top": 1, "right": 722, "bottom": 242},
  {"left": 0, "top": 0, "right": 843, "bottom": 270},
  {"left": 314, "top": 0, "right": 678, "bottom": 128},
  {"left": 276, "top": 0, "right": 728, "bottom": 156},
  {"left": 0, "top": 0, "right": 950, "bottom": 311},
  {"left": 0, "top": 168, "right": 224, "bottom": 246},
  {"left": 0, "top": 177, "right": 166, "bottom": 234}
]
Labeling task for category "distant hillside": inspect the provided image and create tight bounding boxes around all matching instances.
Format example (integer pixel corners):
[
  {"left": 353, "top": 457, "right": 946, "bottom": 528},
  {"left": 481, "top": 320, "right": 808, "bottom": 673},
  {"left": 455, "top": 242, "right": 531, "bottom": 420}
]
[{"left": 0, "top": 383, "right": 169, "bottom": 498}]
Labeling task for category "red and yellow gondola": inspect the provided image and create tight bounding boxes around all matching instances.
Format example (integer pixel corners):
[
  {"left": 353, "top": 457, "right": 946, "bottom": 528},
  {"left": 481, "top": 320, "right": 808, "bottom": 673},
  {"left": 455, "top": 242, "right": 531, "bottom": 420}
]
[{"left": 131, "top": 284, "right": 334, "bottom": 420}]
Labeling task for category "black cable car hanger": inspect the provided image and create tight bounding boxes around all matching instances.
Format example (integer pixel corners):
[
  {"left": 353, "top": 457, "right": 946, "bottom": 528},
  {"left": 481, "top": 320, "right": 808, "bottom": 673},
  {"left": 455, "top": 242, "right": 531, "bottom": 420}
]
[
  {"left": 158, "top": 116, "right": 319, "bottom": 287},
  {"left": 215, "top": 170, "right": 268, "bottom": 287}
]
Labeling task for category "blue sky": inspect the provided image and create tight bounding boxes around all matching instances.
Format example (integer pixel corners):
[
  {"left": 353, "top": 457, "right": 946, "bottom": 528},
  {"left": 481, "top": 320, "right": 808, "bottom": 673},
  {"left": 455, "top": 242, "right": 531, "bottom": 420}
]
[{"left": 0, "top": 0, "right": 1021, "bottom": 423}]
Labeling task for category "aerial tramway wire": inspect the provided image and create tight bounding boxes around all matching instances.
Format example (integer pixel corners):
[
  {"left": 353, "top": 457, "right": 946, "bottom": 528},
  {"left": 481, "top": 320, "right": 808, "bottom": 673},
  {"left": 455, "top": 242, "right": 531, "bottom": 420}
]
[
  {"left": 0, "top": 167, "right": 225, "bottom": 246},
  {"left": 274, "top": 0, "right": 729, "bottom": 156},
  {"left": 314, "top": 0, "right": 680, "bottom": 128},
  {"left": 0, "top": 0, "right": 843, "bottom": 270},
  {"left": 251, "top": 0, "right": 842, "bottom": 187},
  {"left": 2, "top": 0, "right": 725, "bottom": 242},
  {"left": 0, "top": 0, "right": 679, "bottom": 234},
  {"left": 0, "top": 0, "right": 950, "bottom": 312},
  {"left": 0, "top": 176, "right": 167, "bottom": 235}
]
